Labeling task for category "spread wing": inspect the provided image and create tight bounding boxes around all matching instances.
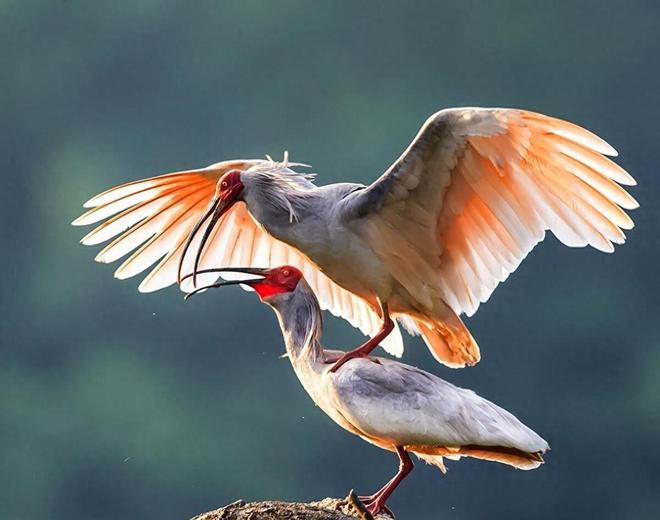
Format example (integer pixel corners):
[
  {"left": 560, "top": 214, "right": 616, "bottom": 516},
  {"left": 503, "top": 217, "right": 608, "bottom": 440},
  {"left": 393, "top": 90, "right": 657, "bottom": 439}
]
[
  {"left": 348, "top": 108, "right": 637, "bottom": 316},
  {"left": 73, "top": 160, "right": 404, "bottom": 356}
]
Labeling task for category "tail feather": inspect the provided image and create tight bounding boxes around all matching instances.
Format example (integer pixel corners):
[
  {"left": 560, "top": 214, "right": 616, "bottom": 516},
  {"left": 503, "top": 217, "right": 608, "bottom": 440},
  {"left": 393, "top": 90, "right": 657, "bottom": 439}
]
[
  {"left": 411, "top": 444, "right": 545, "bottom": 471},
  {"left": 457, "top": 445, "right": 544, "bottom": 470},
  {"left": 415, "top": 309, "right": 480, "bottom": 368}
]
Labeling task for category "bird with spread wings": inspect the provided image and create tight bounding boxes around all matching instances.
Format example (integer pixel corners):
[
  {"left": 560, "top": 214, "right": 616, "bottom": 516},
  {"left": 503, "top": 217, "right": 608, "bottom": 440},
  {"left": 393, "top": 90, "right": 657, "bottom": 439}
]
[{"left": 73, "top": 107, "right": 637, "bottom": 370}]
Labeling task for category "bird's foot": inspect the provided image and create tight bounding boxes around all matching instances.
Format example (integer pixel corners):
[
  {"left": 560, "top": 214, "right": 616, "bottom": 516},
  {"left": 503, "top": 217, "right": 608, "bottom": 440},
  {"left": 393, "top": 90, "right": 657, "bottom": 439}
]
[
  {"left": 327, "top": 350, "right": 379, "bottom": 373},
  {"left": 360, "top": 496, "right": 394, "bottom": 518},
  {"left": 323, "top": 352, "right": 343, "bottom": 364},
  {"left": 335, "top": 490, "right": 394, "bottom": 518},
  {"left": 327, "top": 351, "right": 363, "bottom": 373}
]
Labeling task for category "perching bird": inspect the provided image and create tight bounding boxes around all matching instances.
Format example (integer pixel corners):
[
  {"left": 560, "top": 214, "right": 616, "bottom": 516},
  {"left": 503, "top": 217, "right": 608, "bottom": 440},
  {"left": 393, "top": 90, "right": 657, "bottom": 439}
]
[
  {"left": 185, "top": 265, "right": 549, "bottom": 517},
  {"left": 73, "top": 107, "right": 637, "bottom": 370}
]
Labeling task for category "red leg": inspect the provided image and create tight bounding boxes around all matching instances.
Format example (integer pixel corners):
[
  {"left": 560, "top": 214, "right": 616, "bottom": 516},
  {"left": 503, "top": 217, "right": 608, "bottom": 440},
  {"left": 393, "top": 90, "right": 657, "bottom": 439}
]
[
  {"left": 363, "top": 447, "right": 413, "bottom": 517},
  {"left": 341, "top": 447, "right": 413, "bottom": 518},
  {"left": 328, "top": 301, "right": 393, "bottom": 373}
]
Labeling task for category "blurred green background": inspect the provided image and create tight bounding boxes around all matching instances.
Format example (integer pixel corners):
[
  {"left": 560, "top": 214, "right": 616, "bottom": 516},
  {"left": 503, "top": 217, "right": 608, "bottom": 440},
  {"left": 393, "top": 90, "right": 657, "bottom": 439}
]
[{"left": 2, "top": 1, "right": 659, "bottom": 519}]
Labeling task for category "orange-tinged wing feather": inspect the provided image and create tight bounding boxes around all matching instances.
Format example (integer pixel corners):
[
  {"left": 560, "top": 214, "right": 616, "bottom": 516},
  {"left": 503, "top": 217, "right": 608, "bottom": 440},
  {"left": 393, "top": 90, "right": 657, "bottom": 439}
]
[
  {"left": 73, "top": 160, "right": 405, "bottom": 357},
  {"left": 357, "top": 108, "right": 638, "bottom": 318}
]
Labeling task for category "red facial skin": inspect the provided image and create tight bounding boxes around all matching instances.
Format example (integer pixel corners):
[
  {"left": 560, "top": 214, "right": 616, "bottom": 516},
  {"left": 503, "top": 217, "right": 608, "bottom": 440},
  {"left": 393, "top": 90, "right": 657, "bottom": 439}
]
[
  {"left": 249, "top": 266, "right": 303, "bottom": 300},
  {"left": 216, "top": 169, "right": 244, "bottom": 203}
]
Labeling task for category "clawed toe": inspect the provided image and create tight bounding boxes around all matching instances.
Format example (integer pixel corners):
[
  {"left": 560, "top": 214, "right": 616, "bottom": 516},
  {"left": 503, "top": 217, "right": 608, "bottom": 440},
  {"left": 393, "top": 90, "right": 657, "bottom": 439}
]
[
  {"left": 362, "top": 497, "right": 393, "bottom": 517},
  {"left": 338, "top": 490, "right": 394, "bottom": 518},
  {"left": 329, "top": 352, "right": 364, "bottom": 372}
]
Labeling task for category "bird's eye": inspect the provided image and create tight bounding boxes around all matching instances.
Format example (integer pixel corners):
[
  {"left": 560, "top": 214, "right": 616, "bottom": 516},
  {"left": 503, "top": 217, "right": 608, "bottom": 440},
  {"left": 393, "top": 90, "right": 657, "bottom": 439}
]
[
  {"left": 221, "top": 181, "right": 228, "bottom": 189},
  {"left": 282, "top": 269, "right": 290, "bottom": 277}
]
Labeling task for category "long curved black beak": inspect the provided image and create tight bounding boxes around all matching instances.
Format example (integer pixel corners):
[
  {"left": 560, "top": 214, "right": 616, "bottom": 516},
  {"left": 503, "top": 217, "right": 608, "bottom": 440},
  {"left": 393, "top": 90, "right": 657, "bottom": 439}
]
[
  {"left": 181, "top": 267, "right": 269, "bottom": 300},
  {"left": 177, "top": 196, "right": 236, "bottom": 288}
]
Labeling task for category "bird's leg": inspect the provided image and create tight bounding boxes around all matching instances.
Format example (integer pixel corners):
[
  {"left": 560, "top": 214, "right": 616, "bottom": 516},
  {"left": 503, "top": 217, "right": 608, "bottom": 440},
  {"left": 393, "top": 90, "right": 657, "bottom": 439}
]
[
  {"left": 361, "top": 447, "right": 413, "bottom": 517},
  {"left": 328, "top": 301, "right": 393, "bottom": 373},
  {"left": 338, "top": 447, "right": 413, "bottom": 518}
]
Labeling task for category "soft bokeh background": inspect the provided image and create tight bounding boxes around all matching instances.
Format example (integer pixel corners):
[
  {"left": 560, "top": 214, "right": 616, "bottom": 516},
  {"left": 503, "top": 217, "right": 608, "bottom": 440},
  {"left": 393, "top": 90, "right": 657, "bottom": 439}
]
[{"left": 2, "top": 1, "right": 659, "bottom": 519}]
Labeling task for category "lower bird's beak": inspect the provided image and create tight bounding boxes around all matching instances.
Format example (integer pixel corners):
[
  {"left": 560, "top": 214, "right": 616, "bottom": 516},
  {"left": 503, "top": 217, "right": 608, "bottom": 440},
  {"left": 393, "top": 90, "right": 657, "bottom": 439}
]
[
  {"left": 177, "top": 196, "right": 237, "bottom": 286},
  {"left": 181, "top": 267, "right": 268, "bottom": 300}
]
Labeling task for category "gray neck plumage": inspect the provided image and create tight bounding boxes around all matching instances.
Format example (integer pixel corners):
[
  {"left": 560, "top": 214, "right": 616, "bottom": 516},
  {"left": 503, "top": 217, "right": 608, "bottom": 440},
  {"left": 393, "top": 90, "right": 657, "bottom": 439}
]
[
  {"left": 242, "top": 171, "right": 318, "bottom": 232},
  {"left": 271, "top": 281, "right": 325, "bottom": 367}
]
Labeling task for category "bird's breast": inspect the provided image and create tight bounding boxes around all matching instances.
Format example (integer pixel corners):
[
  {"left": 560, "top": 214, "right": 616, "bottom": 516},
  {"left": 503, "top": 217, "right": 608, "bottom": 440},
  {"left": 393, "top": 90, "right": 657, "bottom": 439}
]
[
  {"left": 282, "top": 218, "right": 394, "bottom": 301},
  {"left": 290, "top": 360, "right": 358, "bottom": 434}
]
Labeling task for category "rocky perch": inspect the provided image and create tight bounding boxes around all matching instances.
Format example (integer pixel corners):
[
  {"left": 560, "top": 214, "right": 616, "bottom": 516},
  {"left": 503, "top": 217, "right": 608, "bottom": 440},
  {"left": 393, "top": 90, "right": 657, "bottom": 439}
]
[{"left": 191, "top": 493, "right": 393, "bottom": 520}]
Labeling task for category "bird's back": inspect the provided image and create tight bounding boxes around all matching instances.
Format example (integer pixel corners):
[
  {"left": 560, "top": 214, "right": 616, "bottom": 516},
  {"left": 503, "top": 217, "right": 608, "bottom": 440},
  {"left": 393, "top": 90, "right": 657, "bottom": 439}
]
[{"left": 326, "top": 356, "right": 548, "bottom": 458}]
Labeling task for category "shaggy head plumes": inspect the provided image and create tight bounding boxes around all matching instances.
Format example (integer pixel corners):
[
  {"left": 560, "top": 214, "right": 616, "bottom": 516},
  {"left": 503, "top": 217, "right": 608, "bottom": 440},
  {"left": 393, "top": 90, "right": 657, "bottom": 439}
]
[{"left": 244, "top": 152, "right": 317, "bottom": 222}]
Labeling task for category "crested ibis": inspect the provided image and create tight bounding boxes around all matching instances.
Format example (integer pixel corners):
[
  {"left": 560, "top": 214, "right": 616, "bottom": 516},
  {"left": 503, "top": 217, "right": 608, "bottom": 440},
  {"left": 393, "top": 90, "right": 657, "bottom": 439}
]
[
  {"left": 186, "top": 265, "right": 549, "bottom": 518},
  {"left": 73, "top": 107, "right": 637, "bottom": 370}
]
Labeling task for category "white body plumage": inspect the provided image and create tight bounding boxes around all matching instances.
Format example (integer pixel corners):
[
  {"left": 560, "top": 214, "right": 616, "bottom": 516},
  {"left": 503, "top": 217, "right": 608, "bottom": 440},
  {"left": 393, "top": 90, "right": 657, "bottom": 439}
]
[{"left": 271, "top": 277, "right": 548, "bottom": 472}]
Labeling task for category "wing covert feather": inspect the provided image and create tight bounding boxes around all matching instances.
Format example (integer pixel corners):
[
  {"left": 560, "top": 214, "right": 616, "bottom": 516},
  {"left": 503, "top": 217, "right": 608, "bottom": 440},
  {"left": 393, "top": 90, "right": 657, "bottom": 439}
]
[{"left": 333, "top": 358, "right": 548, "bottom": 453}]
